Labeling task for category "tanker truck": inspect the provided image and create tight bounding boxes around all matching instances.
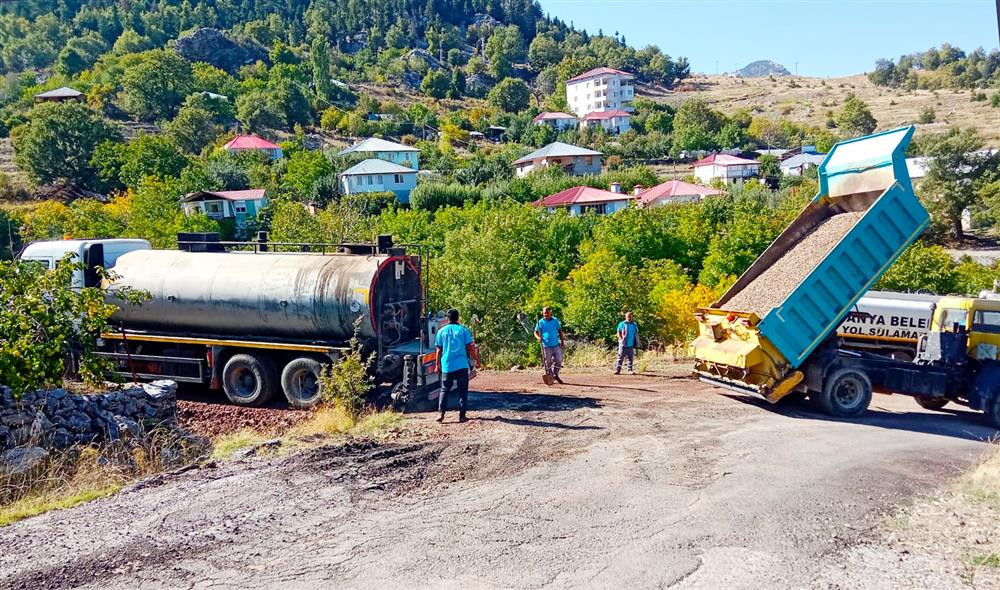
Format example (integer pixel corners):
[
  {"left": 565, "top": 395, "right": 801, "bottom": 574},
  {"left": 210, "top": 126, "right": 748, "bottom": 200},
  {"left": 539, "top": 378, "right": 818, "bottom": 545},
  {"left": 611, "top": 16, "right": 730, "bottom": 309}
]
[
  {"left": 691, "top": 126, "right": 1000, "bottom": 427},
  {"left": 20, "top": 235, "right": 441, "bottom": 410},
  {"left": 837, "top": 291, "right": 941, "bottom": 360}
]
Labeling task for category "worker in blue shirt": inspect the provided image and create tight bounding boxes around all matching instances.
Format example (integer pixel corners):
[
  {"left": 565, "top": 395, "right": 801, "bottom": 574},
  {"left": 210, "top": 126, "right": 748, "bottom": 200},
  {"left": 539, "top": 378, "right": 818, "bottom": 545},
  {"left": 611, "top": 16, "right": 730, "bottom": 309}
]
[
  {"left": 434, "top": 308, "right": 479, "bottom": 423},
  {"left": 534, "top": 307, "right": 565, "bottom": 384},
  {"left": 615, "top": 311, "right": 639, "bottom": 375}
]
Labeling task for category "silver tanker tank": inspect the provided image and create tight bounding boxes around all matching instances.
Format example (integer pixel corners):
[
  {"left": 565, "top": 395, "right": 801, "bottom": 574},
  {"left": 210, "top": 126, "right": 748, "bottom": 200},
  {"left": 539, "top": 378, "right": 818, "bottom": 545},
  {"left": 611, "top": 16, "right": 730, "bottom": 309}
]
[{"left": 107, "top": 249, "right": 421, "bottom": 343}]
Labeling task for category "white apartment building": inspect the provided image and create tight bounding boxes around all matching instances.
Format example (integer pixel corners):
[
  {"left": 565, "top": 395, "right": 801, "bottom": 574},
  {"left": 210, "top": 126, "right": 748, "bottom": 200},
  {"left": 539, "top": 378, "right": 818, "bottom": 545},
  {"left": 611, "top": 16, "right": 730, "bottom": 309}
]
[{"left": 566, "top": 67, "right": 635, "bottom": 117}]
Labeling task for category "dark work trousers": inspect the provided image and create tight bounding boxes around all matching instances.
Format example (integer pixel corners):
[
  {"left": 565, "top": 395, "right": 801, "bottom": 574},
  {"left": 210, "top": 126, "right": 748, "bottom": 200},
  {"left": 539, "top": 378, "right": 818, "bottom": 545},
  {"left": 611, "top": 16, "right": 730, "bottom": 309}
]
[{"left": 439, "top": 368, "right": 470, "bottom": 416}]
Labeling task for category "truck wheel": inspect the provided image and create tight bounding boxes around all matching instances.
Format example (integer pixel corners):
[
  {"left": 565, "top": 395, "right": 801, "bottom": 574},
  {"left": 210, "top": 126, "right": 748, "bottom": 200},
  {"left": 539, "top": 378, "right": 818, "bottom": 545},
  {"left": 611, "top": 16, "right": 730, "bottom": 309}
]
[
  {"left": 819, "top": 368, "right": 872, "bottom": 418},
  {"left": 223, "top": 354, "right": 278, "bottom": 407},
  {"left": 915, "top": 396, "right": 949, "bottom": 411},
  {"left": 987, "top": 395, "right": 1000, "bottom": 429},
  {"left": 281, "top": 357, "right": 325, "bottom": 410}
]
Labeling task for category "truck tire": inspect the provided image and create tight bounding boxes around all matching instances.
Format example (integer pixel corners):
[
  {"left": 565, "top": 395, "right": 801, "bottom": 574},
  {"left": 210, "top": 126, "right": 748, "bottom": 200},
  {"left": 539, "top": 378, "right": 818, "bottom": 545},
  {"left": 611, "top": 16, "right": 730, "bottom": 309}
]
[
  {"left": 819, "top": 368, "right": 872, "bottom": 418},
  {"left": 281, "top": 357, "right": 325, "bottom": 409},
  {"left": 987, "top": 395, "right": 1000, "bottom": 429},
  {"left": 915, "top": 396, "right": 949, "bottom": 411},
  {"left": 223, "top": 354, "right": 278, "bottom": 407}
]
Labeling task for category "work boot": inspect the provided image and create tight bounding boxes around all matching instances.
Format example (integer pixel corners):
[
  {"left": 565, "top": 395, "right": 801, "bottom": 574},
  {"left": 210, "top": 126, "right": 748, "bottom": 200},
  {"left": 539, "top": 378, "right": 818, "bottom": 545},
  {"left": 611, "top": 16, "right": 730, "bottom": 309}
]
[
  {"left": 614, "top": 369, "right": 620, "bottom": 375},
  {"left": 436, "top": 413, "right": 445, "bottom": 423},
  {"left": 554, "top": 375, "right": 563, "bottom": 384},
  {"left": 458, "top": 413, "right": 467, "bottom": 423}
]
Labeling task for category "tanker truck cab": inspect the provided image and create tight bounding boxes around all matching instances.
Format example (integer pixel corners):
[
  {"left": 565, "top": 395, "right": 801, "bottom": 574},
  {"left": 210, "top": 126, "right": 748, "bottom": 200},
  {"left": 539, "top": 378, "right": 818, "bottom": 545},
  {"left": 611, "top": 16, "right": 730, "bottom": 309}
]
[{"left": 18, "top": 238, "right": 152, "bottom": 289}]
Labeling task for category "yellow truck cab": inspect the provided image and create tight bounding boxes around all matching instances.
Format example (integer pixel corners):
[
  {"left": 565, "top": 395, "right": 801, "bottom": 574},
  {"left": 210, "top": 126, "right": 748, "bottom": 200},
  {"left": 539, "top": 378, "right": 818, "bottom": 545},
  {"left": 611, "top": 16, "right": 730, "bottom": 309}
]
[{"left": 931, "top": 296, "right": 1000, "bottom": 361}]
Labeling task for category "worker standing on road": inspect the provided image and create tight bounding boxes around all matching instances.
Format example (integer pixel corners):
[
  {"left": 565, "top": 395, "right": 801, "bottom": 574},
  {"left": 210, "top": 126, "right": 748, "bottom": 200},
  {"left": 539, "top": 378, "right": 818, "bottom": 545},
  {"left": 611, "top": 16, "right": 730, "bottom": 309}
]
[
  {"left": 615, "top": 311, "right": 639, "bottom": 375},
  {"left": 434, "top": 308, "right": 479, "bottom": 423},
  {"left": 534, "top": 307, "right": 565, "bottom": 384}
]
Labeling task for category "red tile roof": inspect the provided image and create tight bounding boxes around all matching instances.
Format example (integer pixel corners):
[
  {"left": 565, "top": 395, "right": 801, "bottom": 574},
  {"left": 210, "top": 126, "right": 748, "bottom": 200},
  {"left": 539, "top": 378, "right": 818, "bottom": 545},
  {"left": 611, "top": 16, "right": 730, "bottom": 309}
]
[
  {"left": 532, "top": 111, "right": 578, "bottom": 123},
  {"left": 581, "top": 109, "right": 631, "bottom": 121},
  {"left": 636, "top": 180, "right": 723, "bottom": 204},
  {"left": 223, "top": 135, "right": 281, "bottom": 150},
  {"left": 692, "top": 154, "right": 759, "bottom": 167},
  {"left": 567, "top": 67, "right": 635, "bottom": 83},
  {"left": 532, "top": 186, "right": 634, "bottom": 207}
]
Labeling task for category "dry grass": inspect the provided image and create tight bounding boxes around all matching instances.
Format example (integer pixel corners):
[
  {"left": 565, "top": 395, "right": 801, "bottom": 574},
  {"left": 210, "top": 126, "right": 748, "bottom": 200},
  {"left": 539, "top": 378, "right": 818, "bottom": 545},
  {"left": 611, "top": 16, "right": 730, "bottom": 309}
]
[
  {"left": 352, "top": 410, "right": 404, "bottom": 439},
  {"left": 1, "top": 430, "right": 204, "bottom": 527},
  {"left": 287, "top": 405, "right": 356, "bottom": 438},
  {"left": 210, "top": 429, "right": 272, "bottom": 461},
  {"left": 657, "top": 74, "right": 1000, "bottom": 145}
]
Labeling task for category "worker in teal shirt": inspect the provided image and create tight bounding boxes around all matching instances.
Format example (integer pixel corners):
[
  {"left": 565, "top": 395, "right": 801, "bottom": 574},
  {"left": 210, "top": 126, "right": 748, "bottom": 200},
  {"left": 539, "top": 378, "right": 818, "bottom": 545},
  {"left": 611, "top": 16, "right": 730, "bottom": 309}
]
[
  {"left": 615, "top": 311, "right": 639, "bottom": 375},
  {"left": 534, "top": 307, "right": 564, "bottom": 383},
  {"left": 434, "top": 308, "right": 479, "bottom": 423}
]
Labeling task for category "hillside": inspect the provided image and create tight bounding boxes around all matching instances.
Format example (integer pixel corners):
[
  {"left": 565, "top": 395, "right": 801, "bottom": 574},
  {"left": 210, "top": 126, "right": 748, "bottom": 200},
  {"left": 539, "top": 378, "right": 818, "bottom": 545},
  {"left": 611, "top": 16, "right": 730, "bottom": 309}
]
[{"left": 660, "top": 73, "right": 1000, "bottom": 145}]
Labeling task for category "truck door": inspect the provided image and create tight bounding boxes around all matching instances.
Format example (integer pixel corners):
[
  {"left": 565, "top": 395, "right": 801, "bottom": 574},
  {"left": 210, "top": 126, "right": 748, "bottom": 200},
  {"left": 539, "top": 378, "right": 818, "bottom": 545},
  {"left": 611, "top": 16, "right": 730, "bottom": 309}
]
[
  {"left": 970, "top": 307, "right": 1000, "bottom": 361},
  {"left": 83, "top": 243, "right": 104, "bottom": 288}
]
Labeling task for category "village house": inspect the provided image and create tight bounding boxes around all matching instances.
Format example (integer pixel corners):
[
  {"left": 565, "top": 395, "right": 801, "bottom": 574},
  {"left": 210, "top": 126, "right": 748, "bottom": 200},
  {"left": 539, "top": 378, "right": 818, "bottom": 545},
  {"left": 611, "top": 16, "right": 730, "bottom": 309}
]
[
  {"left": 222, "top": 135, "right": 283, "bottom": 160},
  {"left": 338, "top": 137, "right": 420, "bottom": 170},
  {"left": 636, "top": 180, "right": 724, "bottom": 206},
  {"left": 513, "top": 142, "right": 603, "bottom": 178},
  {"left": 779, "top": 153, "right": 827, "bottom": 176},
  {"left": 532, "top": 112, "right": 579, "bottom": 132},
  {"left": 532, "top": 184, "right": 634, "bottom": 215},
  {"left": 579, "top": 109, "right": 632, "bottom": 134},
  {"left": 565, "top": 67, "right": 636, "bottom": 117},
  {"left": 34, "top": 86, "right": 84, "bottom": 103},
  {"left": 339, "top": 159, "right": 418, "bottom": 203},
  {"left": 181, "top": 189, "right": 268, "bottom": 227},
  {"left": 692, "top": 154, "right": 761, "bottom": 185}
]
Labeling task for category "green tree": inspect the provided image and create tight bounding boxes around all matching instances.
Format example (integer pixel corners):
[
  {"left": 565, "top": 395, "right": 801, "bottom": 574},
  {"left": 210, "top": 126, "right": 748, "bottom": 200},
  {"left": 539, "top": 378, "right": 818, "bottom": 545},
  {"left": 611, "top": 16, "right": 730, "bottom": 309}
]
[
  {"left": 119, "top": 50, "right": 195, "bottom": 121},
  {"left": 758, "top": 154, "right": 782, "bottom": 182},
  {"left": 282, "top": 149, "right": 333, "bottom": 195},
  {"left": 484, "top": 25, "right": 525, "bottom": 78},
  {"left": 112, "top": 29, "right": 152, "bottom": 55},
  {"left": 236, "top": 90, "right": 284, "bottom": 132},
  {"left": 488, "top": 78, "right": 531, "bottom": 113},
  {"left": 918, "top": 127, "right": 992, "bottom": 241},
  {"left": 311, "top": 37, "right": 334, "bottom": 103},
  {"left": 835, "top": 94, "right": 877, "bottom": 137},
  {"left": 117, "top": 135, "right": 190, "bottom": 189},
  {"left": 166, "top": 105, "right": 220, "bottom": 154},
  {"left": 11, "top": 102, "right": 120, "bottom": 187},
  {"left": 564, "top": 249, "right": 651, "bottom": 343},
  {"left": 421, "top": 69, "right": 451, "bottom": 99},
  {"left": 671, "top": 99, "right": 722, "bottom": 153},
  {"left": 528, "top": 35, "right": 563, "bottom": 71},
  {"left": 450, "top": 69, "right": 466, "bottom": 98}
]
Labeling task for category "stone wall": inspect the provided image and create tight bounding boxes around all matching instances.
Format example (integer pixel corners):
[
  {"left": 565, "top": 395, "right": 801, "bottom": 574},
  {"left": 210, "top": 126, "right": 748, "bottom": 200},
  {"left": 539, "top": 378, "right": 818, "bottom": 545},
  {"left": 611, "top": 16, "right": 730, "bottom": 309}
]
[{"left": 0, "top": 381, "right": 178, "bottom": 452}]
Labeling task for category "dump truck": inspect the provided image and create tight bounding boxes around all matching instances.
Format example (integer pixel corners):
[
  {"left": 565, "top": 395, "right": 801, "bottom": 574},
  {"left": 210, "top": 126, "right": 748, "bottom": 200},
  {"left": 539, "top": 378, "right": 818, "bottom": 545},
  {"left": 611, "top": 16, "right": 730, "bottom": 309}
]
[
  {"left": 19, "top": 235, "right": 443, "bottom": 411},
  {"left": 691, "top": 126, "right": 1000, "bottom": 427},
  {"left": 837, "top": 291, "right": 941, "bottom": 360}
]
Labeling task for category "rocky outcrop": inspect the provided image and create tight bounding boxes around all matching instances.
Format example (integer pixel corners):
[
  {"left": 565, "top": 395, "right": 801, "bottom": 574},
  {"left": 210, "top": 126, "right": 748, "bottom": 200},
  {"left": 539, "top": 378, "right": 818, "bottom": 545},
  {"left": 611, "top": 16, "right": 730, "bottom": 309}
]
[
  {"left": 175, "top": 28, "right": 267, "bottom": 73},
  {"left": 0, "top": 381, "right": 178, "bottom": 452}
]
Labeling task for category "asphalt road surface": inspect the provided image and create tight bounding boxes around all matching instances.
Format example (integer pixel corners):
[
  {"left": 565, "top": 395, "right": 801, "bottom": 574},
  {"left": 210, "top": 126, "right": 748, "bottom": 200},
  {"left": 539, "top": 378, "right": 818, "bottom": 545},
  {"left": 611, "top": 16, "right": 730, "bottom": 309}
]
[{"left": 2, "top": 370, "right": 997, "bottom": 589}]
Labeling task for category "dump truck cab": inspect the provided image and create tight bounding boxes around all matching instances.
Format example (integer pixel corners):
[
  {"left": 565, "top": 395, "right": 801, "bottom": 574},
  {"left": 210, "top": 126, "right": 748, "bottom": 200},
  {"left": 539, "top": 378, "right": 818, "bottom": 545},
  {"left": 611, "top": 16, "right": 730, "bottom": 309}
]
[{"left": 930, "top": 296, "right": 1000, "bottom": 361}]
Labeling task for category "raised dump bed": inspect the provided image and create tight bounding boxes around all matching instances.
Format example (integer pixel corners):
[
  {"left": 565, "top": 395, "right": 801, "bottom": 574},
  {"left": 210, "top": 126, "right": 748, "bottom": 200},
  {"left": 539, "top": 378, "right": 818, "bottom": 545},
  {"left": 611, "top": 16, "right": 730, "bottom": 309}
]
[{"left": 691, "top": 127, "right": 930, "bottom": 400}]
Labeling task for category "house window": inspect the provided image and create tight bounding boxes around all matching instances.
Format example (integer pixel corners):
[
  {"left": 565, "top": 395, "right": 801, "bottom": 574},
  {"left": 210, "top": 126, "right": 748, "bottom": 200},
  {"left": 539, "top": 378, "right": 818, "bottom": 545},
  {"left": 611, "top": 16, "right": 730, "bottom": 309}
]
[
  {"left": 366, "top": 176, "right": 373, "bottom": 185},
  {"left": 394, "top": 174, "right": 404, "bottom": 184},
  {"left": 586, "top": 156, "right": 593, "bottom": 165},
  {"left": 206, "top": 202, "right": 223, "bottom": 214},
  {"left": 580, "top": 203, "right": 607, "bottom": 215},
  {"left": 234, "top": 201, "right": 247, "bottom": 214},
  {"left": 377, "top": 175, "right": 383, "bottom": 184}
]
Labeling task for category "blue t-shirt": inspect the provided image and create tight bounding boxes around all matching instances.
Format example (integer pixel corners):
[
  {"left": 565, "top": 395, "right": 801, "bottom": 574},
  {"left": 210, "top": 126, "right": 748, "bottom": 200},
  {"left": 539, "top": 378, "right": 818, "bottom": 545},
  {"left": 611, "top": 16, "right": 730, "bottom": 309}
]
[
  {"left": 535, "top": 317, "right": 562, "bottom": 348},
  {"left": 435, "top": 323, "right": 473, "bottom": 374},
  {"left": 617, "top": 321, "right": 638, "bottom": 347}
]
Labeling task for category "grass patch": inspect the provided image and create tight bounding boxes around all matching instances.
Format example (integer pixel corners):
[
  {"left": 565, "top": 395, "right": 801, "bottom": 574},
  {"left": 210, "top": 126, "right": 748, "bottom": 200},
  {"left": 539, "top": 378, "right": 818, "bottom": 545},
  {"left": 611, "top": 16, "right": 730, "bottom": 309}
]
[
  {"left": 352, "top": 410, "right": 404, "bottom": 439},
  {"left": 210, "top": 429, "right": 271, "bottom": 461},
  {"left": 563, "top": 341, "right": 613, "bottom": 368},
  {"left": 0, "top": 484, "right": 121, "bottom": 527},
  {"left": 970, "top": 553, "right": 1000, "bottom": 568},
  {"left": 287, "top": 405, "right": 356, "bottom": 438}
]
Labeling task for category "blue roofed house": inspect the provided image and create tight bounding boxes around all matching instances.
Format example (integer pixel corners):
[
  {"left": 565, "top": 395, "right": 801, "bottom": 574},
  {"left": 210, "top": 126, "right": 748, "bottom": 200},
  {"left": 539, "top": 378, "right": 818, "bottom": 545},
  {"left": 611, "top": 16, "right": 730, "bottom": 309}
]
[
  {"left": 339, "top": 159, "right": 419, "bottom": 203},
  {"left": 181, "top": 189, "right": 268, "bottom": 228},
  {"left": 338, "top": 137, "right": 420, "bottom": 170}
]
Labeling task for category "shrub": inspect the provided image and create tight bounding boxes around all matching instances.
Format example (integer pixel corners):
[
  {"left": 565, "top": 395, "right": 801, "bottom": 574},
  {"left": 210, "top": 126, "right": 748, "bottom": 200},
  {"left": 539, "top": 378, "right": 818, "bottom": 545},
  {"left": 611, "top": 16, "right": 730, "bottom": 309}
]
[
  {"left": 875, "top": 241, "right": 960, "bottom": 294},
  {"left": 319, "top": 334, "right": 373, "bottom": 416},
  {"left": 409, "top": 182, "right": 482, "bottom": 211},
  {"left": 919, "top": 106, "right": 936, "bottom": 124}
]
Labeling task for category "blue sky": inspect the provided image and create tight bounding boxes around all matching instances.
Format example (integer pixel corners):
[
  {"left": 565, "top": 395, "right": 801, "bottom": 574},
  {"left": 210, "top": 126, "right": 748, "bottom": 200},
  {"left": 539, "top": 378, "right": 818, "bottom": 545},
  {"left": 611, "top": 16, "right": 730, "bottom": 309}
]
[{"left": 537, "top": 0, "right": 999, "bottom": 77}]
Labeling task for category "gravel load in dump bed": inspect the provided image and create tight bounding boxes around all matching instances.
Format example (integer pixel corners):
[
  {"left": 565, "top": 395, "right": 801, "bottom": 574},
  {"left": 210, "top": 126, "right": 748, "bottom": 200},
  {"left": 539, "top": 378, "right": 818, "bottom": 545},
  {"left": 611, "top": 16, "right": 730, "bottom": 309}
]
[{"left": 723, "top": 211, "right": 865, "bottom": 317}]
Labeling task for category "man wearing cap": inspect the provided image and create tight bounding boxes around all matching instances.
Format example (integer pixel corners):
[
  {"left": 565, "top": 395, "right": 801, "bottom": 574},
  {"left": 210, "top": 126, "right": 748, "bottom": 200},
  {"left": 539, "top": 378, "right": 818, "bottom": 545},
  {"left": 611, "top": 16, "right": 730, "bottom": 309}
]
[{"left": 434, "top": 308, "right": 479, "bottom": 423}]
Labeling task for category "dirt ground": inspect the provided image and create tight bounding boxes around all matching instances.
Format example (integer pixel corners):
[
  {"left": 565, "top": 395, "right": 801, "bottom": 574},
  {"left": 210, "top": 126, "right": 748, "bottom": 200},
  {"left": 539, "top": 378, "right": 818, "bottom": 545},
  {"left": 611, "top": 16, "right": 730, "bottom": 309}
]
[{"left": 1, "top": 368, "right": 998, "bottom": 589}]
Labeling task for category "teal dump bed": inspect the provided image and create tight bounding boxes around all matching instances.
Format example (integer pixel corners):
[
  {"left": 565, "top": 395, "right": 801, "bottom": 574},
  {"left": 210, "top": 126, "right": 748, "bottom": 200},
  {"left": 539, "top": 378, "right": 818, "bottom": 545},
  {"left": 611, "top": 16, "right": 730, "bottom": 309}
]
[{"left": 715, "top": 127, "right": 930, "bottom": 368}]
